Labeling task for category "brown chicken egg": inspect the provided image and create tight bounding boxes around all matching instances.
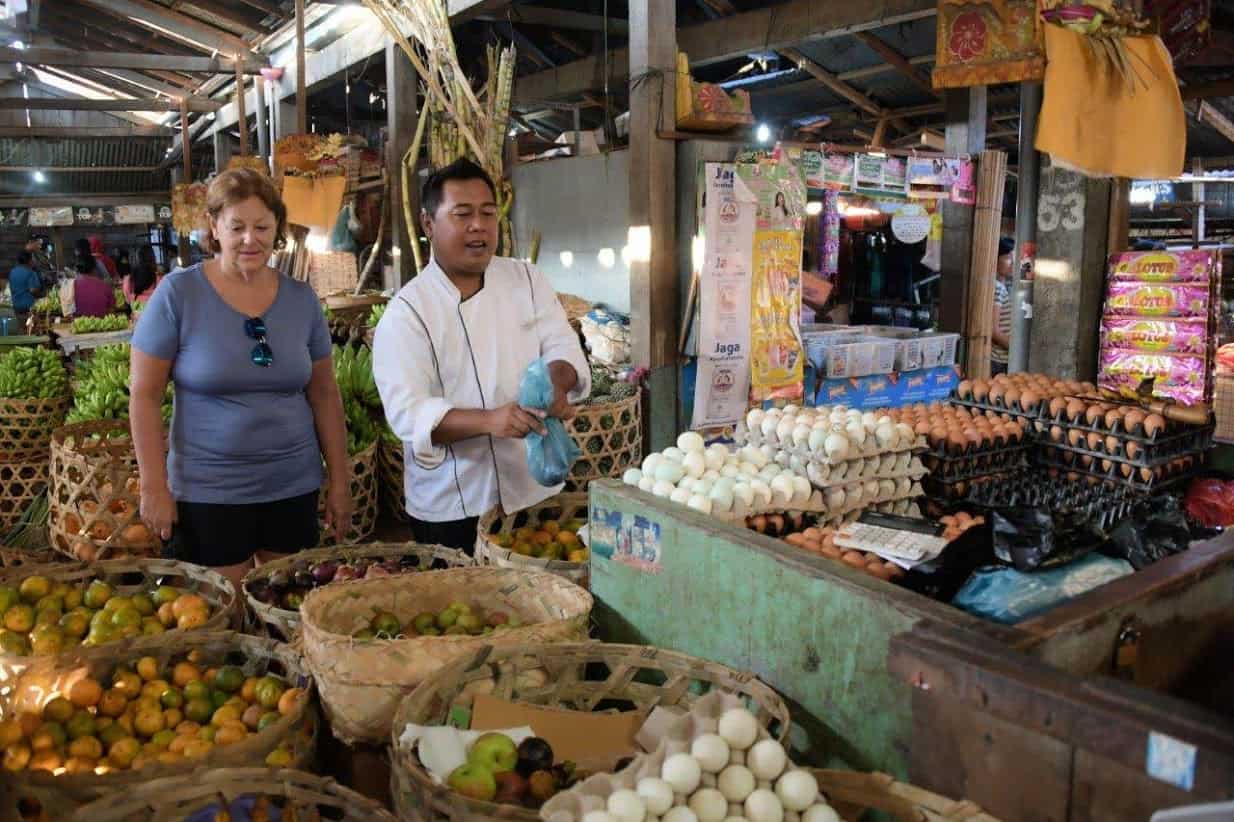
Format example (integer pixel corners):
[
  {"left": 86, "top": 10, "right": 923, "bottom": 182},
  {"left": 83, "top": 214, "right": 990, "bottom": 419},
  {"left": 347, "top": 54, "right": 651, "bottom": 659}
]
[
  {"left": 1050, "top": 425, "right": 1064, "bottom": 442},
  {"left": 1086, "top": 431, "right": 1104, "bottom": 451},
  {"left": 972, "top": 380, "right": 990, "bottom": 402},
  {"left": 1066, "top": 399, "right": 1086, "bottom": 422},
  {"left": 1020, "top": 389, "right": 1040, "bottom": 411},
  {"left": 842, "top": 551, "right": 867, "bottom": 568},
  {"left": 988, "top": 384, "right": 1005, "bottom": 405},
  {"left": 957, "top": 379, "right": 973, "bottom": 400},
  {"left": 1105, "top": 407, "right": 1125, "bottom": 430},
  {"left": 1123, "top": 409, "right": 1145, "bottom": 433},
  {"left": 1140, "top": 467, "right": 1155, "bottom": 483},
  {"left": 1085, "top": 404, "right": 1107, "bottom": 427},
  {"left": 1049, "top": 397, "right": 1068, "bottom": 418},
  {"left": 1067, "top": 429, "right": 1085, "bottom": 448},
  {"left": 1081, "top": 455, "right": 1094, "bottom": 468},
  {"left": 1144, "top": 413, "right": 1166, "bottom": 438},
  {"left": 1120, "top": 463, "right": 1134, "bottom": 478},
  {"left": 1126, "top": 441, "right": 1142, "bottom": 460},
  {"left": 1003, "top": 387, "right": 1021, "bottom": 408},
  {"left": 1105, "top": 435, "right": 1121, "bottom": 454}
]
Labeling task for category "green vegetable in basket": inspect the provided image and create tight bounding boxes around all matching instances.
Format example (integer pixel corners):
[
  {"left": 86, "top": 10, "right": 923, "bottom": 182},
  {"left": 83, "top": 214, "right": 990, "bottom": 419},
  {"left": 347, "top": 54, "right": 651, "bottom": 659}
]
[
  {"left": 70, "top": 314, "right": 129, "bottom": 334},
  {"left": 0, "top": 347, "right": 69, "bottom": 399},
  {"left": 366, "top": 303, "right": 386, "bottom": 329},
  {"left": 113, "top": 288, "right": 126, "bottom": 310}
]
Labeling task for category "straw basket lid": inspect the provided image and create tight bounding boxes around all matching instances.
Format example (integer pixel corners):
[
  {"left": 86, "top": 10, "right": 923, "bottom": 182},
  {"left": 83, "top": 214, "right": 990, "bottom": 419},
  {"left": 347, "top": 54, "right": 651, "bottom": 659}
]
[{"left": 68, "top": 767, "right": 397, "bottom": 822}]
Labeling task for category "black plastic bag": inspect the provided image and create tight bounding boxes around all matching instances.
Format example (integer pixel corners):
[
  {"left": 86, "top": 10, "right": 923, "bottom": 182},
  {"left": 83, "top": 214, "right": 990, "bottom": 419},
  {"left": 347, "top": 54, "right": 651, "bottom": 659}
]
[
  {"left": 992, "top": 507, "right": 1106, "bottom": 572},
  {"left": 1104, "top": 495, "right": 1193, "bottom": 570}
]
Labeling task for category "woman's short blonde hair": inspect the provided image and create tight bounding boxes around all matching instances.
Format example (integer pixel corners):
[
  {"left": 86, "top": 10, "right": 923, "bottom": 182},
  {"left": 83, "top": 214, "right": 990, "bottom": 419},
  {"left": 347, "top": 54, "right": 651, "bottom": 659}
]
[{"left": 204, "top": 168, "right": 288, "bottom": 253}]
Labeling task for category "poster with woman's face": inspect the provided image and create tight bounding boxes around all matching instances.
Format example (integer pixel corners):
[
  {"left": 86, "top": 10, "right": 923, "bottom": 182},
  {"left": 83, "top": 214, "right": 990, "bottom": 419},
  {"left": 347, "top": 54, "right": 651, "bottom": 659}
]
[{"left": 746, "top": 159, "right": 806, "bottom": 232}]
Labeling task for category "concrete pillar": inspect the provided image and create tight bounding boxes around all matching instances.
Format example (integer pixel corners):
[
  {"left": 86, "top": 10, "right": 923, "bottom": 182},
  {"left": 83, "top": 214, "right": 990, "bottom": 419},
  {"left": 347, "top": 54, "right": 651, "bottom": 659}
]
[
  {"left": 1027, "top": 164, "right": 1111, "bottom": 380},
  {"left": 169, "top": 167, "right": 190, "bottom": 267},
  {"left": 385, "top": 39, "right": 418, "bottom": 288},
  {"left": 213, "top": 130, "right": 232, "bottom": 174},
  {"left": 629, "top": 0, "right": 678, "bottom": 450},
  {"left": 275, "top": 102, "right": 296, "bottom": 141},
  {"left": 939, "top": 87, "right": 986, "bottom": 338}
]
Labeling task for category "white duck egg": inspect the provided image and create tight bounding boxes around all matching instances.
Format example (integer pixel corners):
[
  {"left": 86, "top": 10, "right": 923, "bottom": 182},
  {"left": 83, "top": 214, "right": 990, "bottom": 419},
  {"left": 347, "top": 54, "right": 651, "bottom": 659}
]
[
  {"left": 747, "top": 409, "right": 766, "bottom": 430},
  {"left": 791, "top": 424, "right": 811, "bottom": 447},
  {"left": 789, "top": 454, "right": 806, "bottom": 475},
  {"left": 845, "top": 422, "right": 866, "bottom": 447},
  {"left": 791, "top": 476, "right": 811, "bottom": 503},
  {"left": 861, "top": 411, "right": 878, "bottom": 429},
  {"left": 704, "top": 448, "right": 726, "bottom": 472},
  {"left": 623, "top": 468, "right": 644, "bottom": 486},
  {"left": 718, "top": 764, "right": 756, "bottom": 803},
  {"left": 643, "top": 453, "right": 663, "bottom": 475},
  {"left": 655, "top": 461, "right": 686, "bottom": 485},
  {"left": 770, "top": 475, "right": 794, "bottom": 506},
  {"left": 775, "top": 417, "right": 796, "bottom": 444},
  {"left": 670, "top": 486, "right": 692, "bottom": 505},
  {"left": 663, "top": 447, "right": 685, "bottom": 463},
  {"left": 717, "top": 708, "right": 760, "bottom": 750},
  {"left": 807, "top": 428, "right": 828, "bottom": 453},
  {"left": 745, "top": 788, "right": 784, "bottom": 822},
  {"left": 583, "top": 812, "right": 619, "bottom": 822},
  {"left": 708, "top": 486, "right": 735, "bottom": 512},
  {"left": 878, "top": 479, "right": 896, "bottom": 501},
  {"left": 683, "top": 451, "right": 707, "bottom": 479},
  {"left": 774, "top": 451, "right": 792, "bottom": 468},
  {"left": 801, "top": 804, "right": 841, "bottom": 822},
  {"left": 721, "top": 463, "right": 740, "bottom": 479},
  {"left": 896, "top": 477, "right": 911, "bottom": 497},
  {"left": 739, "top": 461, "right": 760, "bottom": 478},
  {"left": 806, "top": 461, "right": 829, "bottom": 486},
  {"left": 687, "top": 494, "right": 713, "bottom": 515},
  {"left": 895, "top": 422, "right": 915, "bottom": 447},
  {"left": 764, "top": 407, "right": 782, "bottom": 420},
  {"left": 607, "top": 789, "right": 647, "bottom": 822},
  {"left": 691, "top": 734, "right": 732, "bottom": 773},
  {"left": 742, "top": 446, "right": 769, "bottom": 469},
  {"left": 689, "top": 789, "right": 729, "bottom": 822},
  {"left": 775, "top": 770, "right": 820, "bottom": 812},
  {"left": 733, "top": 483, "right": 754, "bottom": 508},
  {"left": 663, "top": 808, "right": 700, "bottom": 822},
  {"left": 823, "top": 433, "right": 849, "bottom": 462},
  {"left": 825, "top": 488, "right": 846, "bottom": 513},
  {"left": 874, "top": 423, "right": 896, "bottom": 449},
  {"left": 750, "top": 480, "right": 772, "bottom": 509},
  {"left": 703, "top": 469, "right": 721, "bottom": 481},
  {"left": 677, "top": 431, "right": 706, "bottom": 453},
  {"left": 662, "top": 753, "right": 703, "bottom": 795},
  {"left": 638, "top": 476, "right": 657, "bottom": 493},
  {"left": 637, "top": 778, "right": 676, "bottom": 816},
  {"left": 783, "top": 404, "right": 800, "bottom": 415},
  {"left": 653, "top": 480, "right": 676, "bottom": 498},
  {"left": 747, "top": 740, "right": 788, "bottom": 781},
  {"left": 760, "top": 416, "right": 780, "bottom": 441}
]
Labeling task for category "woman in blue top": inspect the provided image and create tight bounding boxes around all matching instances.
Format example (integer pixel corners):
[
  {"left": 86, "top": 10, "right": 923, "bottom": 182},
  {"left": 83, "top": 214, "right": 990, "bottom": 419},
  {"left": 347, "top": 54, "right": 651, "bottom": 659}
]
[
  {"left": 7, "top": 250, "right": 42, "bottom": 322},
  {"left": 130, "top": 168, "right": 352, "bottom": 588}
]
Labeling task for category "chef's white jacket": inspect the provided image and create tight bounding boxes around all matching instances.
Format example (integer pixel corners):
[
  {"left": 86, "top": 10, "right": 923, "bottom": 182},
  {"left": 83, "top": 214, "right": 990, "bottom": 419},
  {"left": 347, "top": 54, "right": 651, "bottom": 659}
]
[{"left": 372, "top": 256, "right": 591, "bottom": 522}]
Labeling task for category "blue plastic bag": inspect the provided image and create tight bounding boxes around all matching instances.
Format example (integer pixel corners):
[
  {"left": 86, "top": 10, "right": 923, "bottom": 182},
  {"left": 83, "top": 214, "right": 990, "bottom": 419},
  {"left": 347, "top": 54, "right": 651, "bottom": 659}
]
[
  {"left": 952, "top": 554, "right": 1134, "bottom": 624},
  {"left": 518, "top": 358, "right": 582, "bottom": 487}
]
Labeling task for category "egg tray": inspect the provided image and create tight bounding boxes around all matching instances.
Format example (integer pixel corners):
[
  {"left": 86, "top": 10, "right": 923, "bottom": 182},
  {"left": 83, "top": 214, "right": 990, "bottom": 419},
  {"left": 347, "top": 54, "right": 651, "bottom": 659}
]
[
  {"left": 738, "top": 435, "right": 927, "bottom": 467},
  {"left": 952, "top": 469, "right": 1137, "bottom": 531},
  {"left": 949, "top": 394, "right": 1049, "bottom": 422},
  {"left": 1033, "top": 418, "right": 1213, "bottom": 469},
  {"left": 923, "top": 448, "right": 1032, "bottom": 482},
  {"left": 1034, "top": 398, "right": 1205, "bottom": 443},
  {"left": 922, "top": 466, "right": 1028, "bottom": 501},
  {"left": 805, "top": 459, "right": 929, "bottom": 490},
  {"left": 1033, "top": 447, "right": 1202, "bottom": 495},
  {"left": 1032, "top": 429, "right": 1209, "bottom": 472}
]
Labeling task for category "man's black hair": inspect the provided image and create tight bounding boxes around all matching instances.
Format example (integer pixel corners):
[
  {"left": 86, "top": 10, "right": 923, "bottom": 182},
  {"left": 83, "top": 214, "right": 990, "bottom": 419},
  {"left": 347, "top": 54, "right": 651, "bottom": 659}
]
[
  {"left": 16, "top": 250, "right": 31, "bottom": 265},
  {"left": 997, "top": 237, "right": 1014, "bottom": 257},
  {"left": 421, "top": 157, "right": 496, "bottom": 218}
]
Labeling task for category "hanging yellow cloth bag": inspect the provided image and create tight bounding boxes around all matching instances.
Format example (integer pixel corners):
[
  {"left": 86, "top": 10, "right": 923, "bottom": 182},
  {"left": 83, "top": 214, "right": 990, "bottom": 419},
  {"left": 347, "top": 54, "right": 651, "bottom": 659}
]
[{"left": 1036, "top": 24, "right": 1185, "bottom": 179}]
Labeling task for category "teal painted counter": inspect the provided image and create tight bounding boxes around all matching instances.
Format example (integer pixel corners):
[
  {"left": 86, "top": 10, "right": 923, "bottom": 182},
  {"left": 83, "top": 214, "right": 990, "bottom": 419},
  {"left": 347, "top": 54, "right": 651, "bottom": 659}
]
[{"left": 586, "top": 481, "right": 1019, "bottom": 777}]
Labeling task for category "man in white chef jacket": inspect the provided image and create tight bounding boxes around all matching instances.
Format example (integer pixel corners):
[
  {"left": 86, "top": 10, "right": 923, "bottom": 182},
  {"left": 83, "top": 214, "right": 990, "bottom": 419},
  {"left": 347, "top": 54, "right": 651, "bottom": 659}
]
[{"left": 373, "top": 158, "right": 590, "bottom": 551}]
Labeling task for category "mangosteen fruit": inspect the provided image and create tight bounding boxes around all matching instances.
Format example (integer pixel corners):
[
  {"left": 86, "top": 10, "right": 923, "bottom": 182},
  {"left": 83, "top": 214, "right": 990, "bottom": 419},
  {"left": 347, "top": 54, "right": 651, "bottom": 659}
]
[
  {"left": 311, "top": 560, "right": 338, "bottom": 585},
  {"left": 516, "top": 737, "right": 554, "bottom": 777}
]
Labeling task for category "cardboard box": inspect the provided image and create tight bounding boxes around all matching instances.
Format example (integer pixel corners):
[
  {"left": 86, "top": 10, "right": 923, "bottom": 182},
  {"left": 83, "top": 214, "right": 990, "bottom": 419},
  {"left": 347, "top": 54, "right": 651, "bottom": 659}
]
[
  {"left": 917, "top": 332, "right": 960, "bottom": 368},
  {"left": 470, "top": 694, "right": 641, "bottom": 775}
]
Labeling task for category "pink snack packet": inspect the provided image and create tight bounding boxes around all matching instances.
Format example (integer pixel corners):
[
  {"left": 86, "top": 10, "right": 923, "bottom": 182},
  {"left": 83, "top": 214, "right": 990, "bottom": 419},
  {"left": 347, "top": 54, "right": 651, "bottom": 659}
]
[
  {"left": 1107, "top": 249, "right": 1215, "bottom": 283},
  {"left": 1098, "top": 348, "right": 1208, "bottom": 406},
  {"left": 1100, "top": 318, "right": 1209, "bottom": 355},
  {"left": 1105, "top": 281, "right": 1210, "bottom": 318}
]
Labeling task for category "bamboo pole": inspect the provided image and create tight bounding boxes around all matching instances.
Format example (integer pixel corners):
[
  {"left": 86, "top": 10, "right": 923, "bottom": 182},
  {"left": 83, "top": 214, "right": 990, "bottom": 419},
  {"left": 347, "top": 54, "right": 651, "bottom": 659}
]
[
  {"left": 963, "top": 149, "right": 1008, "bottom": 380},
  {"left": 180, "top": 97, "right": 192, "bottom": 182}
]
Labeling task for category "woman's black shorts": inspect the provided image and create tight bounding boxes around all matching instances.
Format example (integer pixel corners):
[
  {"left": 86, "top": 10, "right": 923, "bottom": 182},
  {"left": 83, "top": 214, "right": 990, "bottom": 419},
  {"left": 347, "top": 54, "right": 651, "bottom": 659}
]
[{"left": 164, "top": 490, "right": 321, "bottom": 566}]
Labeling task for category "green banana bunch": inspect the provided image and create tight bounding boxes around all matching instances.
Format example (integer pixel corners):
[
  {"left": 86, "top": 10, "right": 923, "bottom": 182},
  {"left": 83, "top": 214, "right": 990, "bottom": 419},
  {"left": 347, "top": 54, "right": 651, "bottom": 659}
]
[
  {"left": 71, "top": 314, "right": 129, "bottom": 334},
  {"left": 31, "top": 292, "right": 61, "bottom": 316},
  {"left": 332, "top": 344, "right": 384, "bottom": 455},
  {"left": 366, "top": 303, "right": 386, "bottom": 329},
  {"left": 113, "top": 288, "right": 126, "bottom": 310},
  {"left": 0, "top": 347, "right": 69, "bottom": 399},
  {"left": 66, "top": 343, "right": 173, "bottom": 424}
]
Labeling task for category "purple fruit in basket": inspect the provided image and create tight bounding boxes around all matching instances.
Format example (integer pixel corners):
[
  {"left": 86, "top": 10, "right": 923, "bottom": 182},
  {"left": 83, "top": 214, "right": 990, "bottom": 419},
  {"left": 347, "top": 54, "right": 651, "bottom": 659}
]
[
  {"left": 516, "top": 737, "right": 554, "bottom": 777},
  {"left": 282, "top": 590, "right": 305, "bottom": 610},
  {"left": 311, "top": 561, "right": 338, "bottom": 585},
  {"left": 267, "top": 569, "right": 291, "bottom": 590},
  {"left": 382, "top": 558, "right": 402, "bottom": 573},
  {"left": 333, "top": 564, "right": 359, "bottom": 583},
  {"left": 292, "top": 569, "right": 314, "bottom": 589},
  {"left": 248, "top": 580, "right": 276, "bottom": 605}
]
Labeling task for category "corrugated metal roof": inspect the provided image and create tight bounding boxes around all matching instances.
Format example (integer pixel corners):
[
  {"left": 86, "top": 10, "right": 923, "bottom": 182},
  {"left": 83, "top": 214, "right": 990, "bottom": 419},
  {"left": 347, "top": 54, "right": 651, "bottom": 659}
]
[
  {"left": 0, "top": 169, "right": 172, "bottom": 196},
  {"left": 0, "top": 137, "right": 174, "bottom": 196}
]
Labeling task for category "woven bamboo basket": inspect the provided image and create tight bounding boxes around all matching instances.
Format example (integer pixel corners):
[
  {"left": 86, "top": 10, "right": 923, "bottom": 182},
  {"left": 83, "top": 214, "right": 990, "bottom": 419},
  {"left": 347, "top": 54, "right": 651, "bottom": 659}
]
[
  {"left": 69, "top": 766, "right": 397, "bottom": 822},
  {"left": 0, "top": 458, "right": 49, "bottom": 534},
  {"left": 0, "top": 557, "right": 239, "bottom": 686},
  {"left": 557, "top": 293, "right": 592, "bottom": 338},
  {"left": 565, "top": 391, "right": 642, "bottom": 492},
  {"left": 389, "top": 641, "right": 792, "bottom": 822},
  {"left": 47, "top": 421, "right": 157, "bottom": 561},
  {"left": 299, "top": 567, "right": 593, "bottom": 744},
  {"left": 0, "top": 395, "right": 69, "bottom": 462},
  {"left": 814, "top": 769, "right": 1000, "bottom": 821},
  {"left": 0, "top": 545, "right": 56, "bottom": 570},
  {"left": 243, "top": 541, "right": 474, "bottom": 640},
  {"left": 317, "top": 441, "right": 378, "bottom": 545},
  {"left": 378, "top": 436, "right": 409, "bottom": 521},
  {"left": 474, "top": 493, "right": 589, "bottom": 587},
  {"left": 309, "top": 251, "right": 361, "bottom": 297},
  {"left": 0, "top": 630, "right": 318, "bottom": 820}
]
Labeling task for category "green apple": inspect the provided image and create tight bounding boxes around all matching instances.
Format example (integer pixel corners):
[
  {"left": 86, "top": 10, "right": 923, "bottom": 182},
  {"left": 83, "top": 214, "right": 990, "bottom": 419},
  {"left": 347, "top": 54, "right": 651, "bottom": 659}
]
[
  {"left": 469, "top": 732, "right": 518, "bottom": 773},
  {"left": 447, "top": 762, "right": 497, "bottom": 802}
]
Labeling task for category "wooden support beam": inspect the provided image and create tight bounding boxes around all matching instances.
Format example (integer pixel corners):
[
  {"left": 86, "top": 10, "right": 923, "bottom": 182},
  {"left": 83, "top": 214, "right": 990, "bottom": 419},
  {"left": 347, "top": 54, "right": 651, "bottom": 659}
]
[
  {"left": 940, "top": 86, "right": 986, "bottom": 338},
  {"left": 629, "top": 0, "right": 679, "bottom": 450},
  {"left": 1190, "top": 101, "right": 1234, "bottom": 145},
  {"left": 213, "top": 129, "right": 232, "bottom": 173},
  {"left": 853, "top": 32, "right": 936, "bottom": 96},
  {"left": 780, "top": 47, "right": 912, "bottom": 134},
  {"left": 75, "top": 0, "right": 259, "bottom": 57},
  {"left": 44, "top": 4, "right": 202, "bottom": 55},
  {"left": 236, "top": 0, "right": 282, "bottom": 16},
  {"left": 0, "top": 165, "right": 160, "bottom": 172},
  {"left": 178, "top": 0, "right": 272, "bottom": 34},
  {"left": 871, "top": 117, "right": 888, "bottom": 148},
  {"left": 481, "top": 7, "right": 628, "bottom": 34},
  {"left": 0, "top": 125, "right": 174, "bottom": 136},
  {"left": 549, "top": 32, "right": 588, "bottom": 59},
  {"left": 180, "top": 97, "right": 192, "bottom": 182},
  {"left": 515, "top": 0, "right": 934, "bottom": 103},
  {"left": 1180, "top": 79, "right": 1234, "bottom": 101},
  {"left": 0, "top": 46, "right": 265, "bottom": 73},
  {"left": 295, "top": 0, "right": 306, "bottom": 134},
  {"left": 0, "top": 96, "right": 221, "bottom": 111}
]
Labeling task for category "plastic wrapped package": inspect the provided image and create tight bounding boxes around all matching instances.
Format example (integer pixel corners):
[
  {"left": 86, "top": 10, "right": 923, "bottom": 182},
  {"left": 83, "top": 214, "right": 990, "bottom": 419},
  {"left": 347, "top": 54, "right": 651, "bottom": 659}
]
[
  {"left": 1104, "top": 281, "right": 1210, "bottom": 318},
  {"left": 1098, "top": 348, "right": 1207, "bottom": 405},
  {"left": 1100, "top": 317, "right": 1208, "bottom": 355},
  {"left": 952, "top": 554, "right": 1135, "bottom": 624}
]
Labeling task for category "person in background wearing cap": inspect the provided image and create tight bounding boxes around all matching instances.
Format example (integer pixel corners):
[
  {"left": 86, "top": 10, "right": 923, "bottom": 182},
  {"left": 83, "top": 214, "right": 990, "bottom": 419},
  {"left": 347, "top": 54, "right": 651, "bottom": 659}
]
[{"left": 990, "top": 237, "right": 1014, "bottom": 375}]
